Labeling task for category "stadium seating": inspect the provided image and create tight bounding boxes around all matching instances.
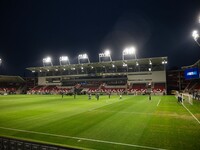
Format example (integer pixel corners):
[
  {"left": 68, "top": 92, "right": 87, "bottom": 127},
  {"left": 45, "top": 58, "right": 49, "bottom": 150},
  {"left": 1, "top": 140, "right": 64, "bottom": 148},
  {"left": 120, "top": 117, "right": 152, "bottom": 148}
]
[{"left": 152, "top": 83, "right": 166, "bottom": 94}]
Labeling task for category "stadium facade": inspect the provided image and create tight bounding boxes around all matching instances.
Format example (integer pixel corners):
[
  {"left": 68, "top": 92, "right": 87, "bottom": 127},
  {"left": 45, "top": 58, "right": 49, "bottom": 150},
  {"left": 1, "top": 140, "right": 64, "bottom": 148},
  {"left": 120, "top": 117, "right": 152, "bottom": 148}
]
[{"left": 26, "top": 56, "right": 168, "bottom": 95}]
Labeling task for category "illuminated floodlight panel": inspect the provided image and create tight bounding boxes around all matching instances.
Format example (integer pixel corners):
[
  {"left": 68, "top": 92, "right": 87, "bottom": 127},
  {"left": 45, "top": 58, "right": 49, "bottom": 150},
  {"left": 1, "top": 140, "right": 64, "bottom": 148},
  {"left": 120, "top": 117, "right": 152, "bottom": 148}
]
[
  {"left": 162, "top": 60, "right": 167, "bottom": 64},
  {"left": 78, "top": 53, "right": 88, "bottom": 59},
  {"left": 122, "top": 47, "right": 136, "bottom": 60},
  {"left": 123, "top": 63, "right": 127, "bottom": 67},
  {"left": 99, "top": 49, "right": 112, "bottom": 62},
  {"left": 0, "top": 58, "right": 2, "bottom": 65},
  {"left": 43, "top": 56, "right": 53, "bottom": 67},
  {"left": 104, "top": 50, "right": 111, "bottom": 56},
  {"left": 192, "top": 30, "right": 199, "bottom": 41},
  {"left": 78, "top": 53, "right": 90, "bottom": 64},
  {"left": 123, "top": 47, "right": 135, "bottom": 55},
  {"left": 59, "top": 56, "right": 70, "bottom": 66},
  {"left": 149, "top": 59, "right": 152, "bottom": 65}
]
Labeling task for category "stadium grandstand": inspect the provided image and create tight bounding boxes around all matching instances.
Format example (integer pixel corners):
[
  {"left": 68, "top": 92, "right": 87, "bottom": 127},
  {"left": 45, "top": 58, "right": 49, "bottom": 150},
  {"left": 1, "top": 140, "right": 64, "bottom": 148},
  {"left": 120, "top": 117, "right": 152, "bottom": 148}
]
[
  {"left": 26, "top": 55, "right": 168, "bottom": 96},
  {"left": 0, "top": 75, "right": 25, "bottom": 95}
]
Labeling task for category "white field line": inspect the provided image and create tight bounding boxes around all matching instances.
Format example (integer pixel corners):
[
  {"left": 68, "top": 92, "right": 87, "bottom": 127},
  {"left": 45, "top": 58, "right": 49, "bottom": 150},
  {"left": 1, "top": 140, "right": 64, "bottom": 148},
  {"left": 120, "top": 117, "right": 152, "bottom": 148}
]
[
  {"left": 157, "top": 99, "right": 161, "bottom": 107},
  {"left": 182, "top": 103, "right": 200, "bottom": 125},
  {"left": 0, "top": 126, "right": 166, "bottom": 150}
]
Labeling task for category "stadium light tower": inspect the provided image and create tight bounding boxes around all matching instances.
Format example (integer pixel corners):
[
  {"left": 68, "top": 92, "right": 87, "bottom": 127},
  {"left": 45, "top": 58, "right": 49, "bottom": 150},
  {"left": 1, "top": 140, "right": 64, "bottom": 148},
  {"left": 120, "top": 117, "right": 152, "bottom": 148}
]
[
  {"left": 192, "top": 30, "right": 200, "bottom": 47},
  {"left": 122, "top": 47, "right": 137, "bottom": 60},
  {"left": 78, "top": 53, "right": 90, "bottom": 64},
  {"left": 59, "top": 56, "right": 70, "bottom": 66},
  {"left": 43, "top": 56, "right": 53, "bottom": 67},
  {"left": 99, "top": 49, "right": 112, "bottom": 62}
]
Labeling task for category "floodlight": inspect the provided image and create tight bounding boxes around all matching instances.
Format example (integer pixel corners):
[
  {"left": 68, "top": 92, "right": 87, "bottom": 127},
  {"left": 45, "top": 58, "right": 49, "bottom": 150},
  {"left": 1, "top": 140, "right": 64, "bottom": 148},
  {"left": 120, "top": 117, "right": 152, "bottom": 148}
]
[
  {"left": 149, "top": 60, "right": 152, "bottom": 65},
  {"left": 192, "top": 30, "right": 199, "bottom": 41},
  {"left": 104, "top": 50, "right": 110, "bottom": 56},
  {"left": 78, "top": 53, "right": 88, "bottom": 59},
  {"left": 162, "top": 60, "right": 167, "bottom": 64},
  {"left": 136, "top": 62, "right": 139, "bottom": 66},
  {"left": 112, "top": 64, "right": 115, "bottom": 68},
  {"left": 71, "top": 67, "right": 76, "bottom": 70},
  {"left": 122, "top": 46, "right": 136, "bottom": 60},
  {"left": 59, "top": 56, "right": 70, "bottom": 66},
  {"left": 43, "top": 57, "right": 51, "bottom": 63},
  {"left": 192, "top": 30, "right": 200, "bottom": 47},
  {"left": 99, "top": 49, "right": 112, "bottom": 62},
  {"left": 43, "top": 56, "right": 53, "bottom": 66},
  {"left": 149, "top": 68, "right": 152, "bottom": 71},
  {"left": 123, "top": 47, "right": 135, "bottom": 55},
  {"left": 123, "top": 63, "right": 127, "bottom": 67},
  {"left": 0, "top": 58, "right": 2, "bottom": 65},
  {"left": 32, "top": 70, "right": 35, "bottom": 73},
  {"left": 78, "top": 53, "right": 90, "bottom": 64}
]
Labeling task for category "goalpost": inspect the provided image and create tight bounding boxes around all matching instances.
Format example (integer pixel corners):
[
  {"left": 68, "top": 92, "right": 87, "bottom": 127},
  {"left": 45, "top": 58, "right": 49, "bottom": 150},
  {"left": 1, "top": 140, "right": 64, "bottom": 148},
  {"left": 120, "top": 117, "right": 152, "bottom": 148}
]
[{"left": 181, "top": 93, "right": 193, "bottom": 105}]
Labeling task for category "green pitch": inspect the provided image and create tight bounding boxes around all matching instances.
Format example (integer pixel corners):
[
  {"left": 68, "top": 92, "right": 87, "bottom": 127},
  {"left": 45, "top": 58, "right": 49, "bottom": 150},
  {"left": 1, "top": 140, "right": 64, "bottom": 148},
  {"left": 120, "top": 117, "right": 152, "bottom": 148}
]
[{"left": 0, "top": 94, "right": 200, "bottom": 150}]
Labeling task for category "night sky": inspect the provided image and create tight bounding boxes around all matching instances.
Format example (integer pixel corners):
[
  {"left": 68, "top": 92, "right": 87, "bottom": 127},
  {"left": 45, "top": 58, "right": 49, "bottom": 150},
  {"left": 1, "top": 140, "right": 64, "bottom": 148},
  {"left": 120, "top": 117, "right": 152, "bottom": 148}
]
[{"left": 0, "top": 0, "right": 200, "bottom": 76}]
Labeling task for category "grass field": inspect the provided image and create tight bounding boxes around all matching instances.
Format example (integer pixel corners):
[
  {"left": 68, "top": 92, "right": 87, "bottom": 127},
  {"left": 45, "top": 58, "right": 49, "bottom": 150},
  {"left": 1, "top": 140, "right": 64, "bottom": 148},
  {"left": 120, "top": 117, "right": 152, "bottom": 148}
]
[{"left": 0, "top": 94, "right": 200, "bottom": 150}]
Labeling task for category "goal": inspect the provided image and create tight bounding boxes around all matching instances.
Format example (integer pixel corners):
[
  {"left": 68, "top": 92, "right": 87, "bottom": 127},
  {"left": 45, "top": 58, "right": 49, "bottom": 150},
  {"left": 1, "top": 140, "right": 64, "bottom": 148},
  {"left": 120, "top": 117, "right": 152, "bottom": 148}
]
[{"left": 181, "top": 93, "right": 193, "bottom": 105}]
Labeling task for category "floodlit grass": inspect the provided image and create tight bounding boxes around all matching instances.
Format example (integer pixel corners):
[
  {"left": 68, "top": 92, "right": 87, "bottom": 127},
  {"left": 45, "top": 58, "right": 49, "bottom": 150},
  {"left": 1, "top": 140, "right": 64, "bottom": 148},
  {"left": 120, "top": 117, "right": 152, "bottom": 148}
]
[{"left": 0, "top": 94, "right": 200, "bottom": 149}]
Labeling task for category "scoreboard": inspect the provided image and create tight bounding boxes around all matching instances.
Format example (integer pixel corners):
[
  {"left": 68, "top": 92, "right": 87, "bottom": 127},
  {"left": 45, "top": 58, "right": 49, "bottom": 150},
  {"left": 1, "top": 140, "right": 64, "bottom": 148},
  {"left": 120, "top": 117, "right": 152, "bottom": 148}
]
[{"left": 184, "top": 68, "right": 200, "bottom": 79}]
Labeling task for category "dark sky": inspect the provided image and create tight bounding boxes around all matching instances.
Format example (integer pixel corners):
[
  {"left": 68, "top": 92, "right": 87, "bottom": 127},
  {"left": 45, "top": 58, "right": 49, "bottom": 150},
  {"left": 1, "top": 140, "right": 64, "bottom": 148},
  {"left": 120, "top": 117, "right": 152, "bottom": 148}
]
[{"left": 0, "top": 0, "right": 200, "bottom": 76}]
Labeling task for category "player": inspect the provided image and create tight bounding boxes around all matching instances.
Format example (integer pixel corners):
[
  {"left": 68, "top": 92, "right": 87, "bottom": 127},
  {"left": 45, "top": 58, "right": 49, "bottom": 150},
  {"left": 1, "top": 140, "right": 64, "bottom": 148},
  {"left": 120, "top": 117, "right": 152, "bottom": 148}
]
[
  {"left": 108, "top": 92, "right": 111, "bottom": 99},
  {"left": 149, "top": 93, "right": 151, "bottom": 100},
  {"left": 96, "top": 93, "right": 99, "bottom": 100},
  {"left": 61, "top": 91, "right": 64, "bottom": 99},
  {"left": 119, "top": 93, "right": 122, "bottom": 99},
  {"left": 88, "top": 93, "right": 91, "bottom": 100}
]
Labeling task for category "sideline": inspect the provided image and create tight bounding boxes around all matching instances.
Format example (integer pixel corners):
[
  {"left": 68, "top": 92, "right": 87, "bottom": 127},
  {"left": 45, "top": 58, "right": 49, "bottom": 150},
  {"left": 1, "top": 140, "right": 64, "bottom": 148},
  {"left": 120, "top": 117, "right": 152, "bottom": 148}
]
[
  {"left": 182, "top": 103, "right": 200, "bottom": 125},
  {"left": 0, "top": 126, "right": 166, "bottom": 150},
  {"left": 157, "top": 99, "right": 161, "bottom": 107}
]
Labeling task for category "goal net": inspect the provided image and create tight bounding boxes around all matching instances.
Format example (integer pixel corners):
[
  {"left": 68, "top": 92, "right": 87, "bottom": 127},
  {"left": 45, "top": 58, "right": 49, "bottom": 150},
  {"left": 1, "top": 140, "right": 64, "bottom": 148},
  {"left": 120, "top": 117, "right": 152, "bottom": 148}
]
[{"left": 181, "top": 93, "right": 193, "bottom": 105}]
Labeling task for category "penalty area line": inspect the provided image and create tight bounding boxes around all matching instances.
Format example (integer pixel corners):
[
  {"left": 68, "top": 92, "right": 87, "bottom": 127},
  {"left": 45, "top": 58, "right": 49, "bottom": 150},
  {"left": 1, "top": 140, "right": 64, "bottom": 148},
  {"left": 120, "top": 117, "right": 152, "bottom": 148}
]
[
  {"left": 0, "top": 126, "right": 166, "bottom": 150},
  {"left": 157, "top": 99, "right": 161, "bottom": 107},
  {"left": 182, "top": 103, "right": 200, "bottom": 125}
]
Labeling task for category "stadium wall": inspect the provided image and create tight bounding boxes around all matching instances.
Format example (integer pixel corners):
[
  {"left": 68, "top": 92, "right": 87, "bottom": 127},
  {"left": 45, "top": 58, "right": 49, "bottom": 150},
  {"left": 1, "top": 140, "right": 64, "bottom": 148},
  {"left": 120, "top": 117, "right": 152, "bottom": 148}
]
[
  {"left": 127, "top": 71, "right": 166, "bottom": 83},
  {"left": 38, "top": 76, "right": 62, "bottom": 86},
  {"left": 37, "top": 71, "right": 166, "bottom": 86}
]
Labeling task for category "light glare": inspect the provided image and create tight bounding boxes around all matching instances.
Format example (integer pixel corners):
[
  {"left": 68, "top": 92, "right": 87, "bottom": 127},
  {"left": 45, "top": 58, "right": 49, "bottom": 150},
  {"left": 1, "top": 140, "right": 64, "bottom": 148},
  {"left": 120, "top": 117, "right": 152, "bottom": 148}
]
[
  {"left": 104, "top": 50, "right": 110, "bottom": 56},
  {"left": 192, "top": 30, "right": 199, "bottom": 41},
  {"left": 60, "top": 56, "right": 69, "bottom": 61},
  {"left": 43, "top": 57, "right": 51, "bottom": 63},
  {"left": 123, "top": 47, "right": 136, "bottom": 55}
]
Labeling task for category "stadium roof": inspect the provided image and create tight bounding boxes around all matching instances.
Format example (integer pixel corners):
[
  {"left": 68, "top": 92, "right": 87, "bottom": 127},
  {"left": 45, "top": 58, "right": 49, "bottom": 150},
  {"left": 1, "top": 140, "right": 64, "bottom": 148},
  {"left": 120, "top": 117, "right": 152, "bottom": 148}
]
[
  {"left": 182, "top": 59, "right": 200, "bottom": 69},
  {"left": 27, "top": 56, "right": 167, "bottom": 72},
  {"left": 0, "top": 75, "right": 25, "bottom": 83}
]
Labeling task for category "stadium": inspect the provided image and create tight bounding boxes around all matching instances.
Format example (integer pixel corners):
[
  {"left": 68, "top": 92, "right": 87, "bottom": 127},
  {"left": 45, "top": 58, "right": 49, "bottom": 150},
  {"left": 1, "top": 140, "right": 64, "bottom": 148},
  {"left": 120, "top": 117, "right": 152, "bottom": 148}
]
[
  {"left": 1, "top": 1, "right": 200, "bottom": 150},
  {"left": 0, "top": 46, "right": 200, "bottom": 150}
]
